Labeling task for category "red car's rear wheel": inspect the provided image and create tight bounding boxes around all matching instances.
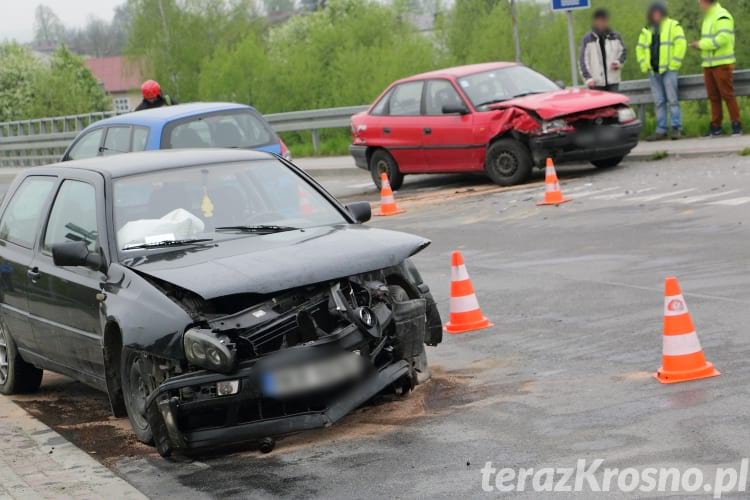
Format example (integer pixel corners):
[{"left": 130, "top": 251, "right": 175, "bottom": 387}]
[{"left": 369, "top": 149, "right": 404, "bottom": 191}]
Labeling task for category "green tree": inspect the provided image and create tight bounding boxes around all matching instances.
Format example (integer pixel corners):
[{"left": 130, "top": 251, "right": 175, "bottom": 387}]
[
  {"left": 29, "top": 46, "right": 110, "bottom": 117},
  {"left": 0, "top": 44, "right": 41, "bottom": 122}
]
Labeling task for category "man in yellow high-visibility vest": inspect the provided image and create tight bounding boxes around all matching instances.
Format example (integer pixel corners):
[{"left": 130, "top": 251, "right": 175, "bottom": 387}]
[
  {"left": 689, "top": 0, "right": 742, "bottom": 136},
  {"left": 636, "top": 2, "right": 686, "bottom": 141}
]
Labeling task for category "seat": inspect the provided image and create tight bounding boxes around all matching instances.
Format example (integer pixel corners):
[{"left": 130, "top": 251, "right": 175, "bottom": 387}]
[
  {"left": 171, "top": 128, "right": 207, "bottom": 149},
  {"left": 213, "top": 122, "right": 243, "bottom": 148}
]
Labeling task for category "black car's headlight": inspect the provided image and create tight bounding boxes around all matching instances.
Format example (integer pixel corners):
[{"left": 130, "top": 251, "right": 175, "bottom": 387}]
[{"left": 184, "top": 328, "right": 236, "bottom": 373}]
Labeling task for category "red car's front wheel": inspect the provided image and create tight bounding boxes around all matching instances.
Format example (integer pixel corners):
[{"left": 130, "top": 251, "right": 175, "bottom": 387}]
[{"left": 484, "top": 139, "right": 533, "bottom": 186}]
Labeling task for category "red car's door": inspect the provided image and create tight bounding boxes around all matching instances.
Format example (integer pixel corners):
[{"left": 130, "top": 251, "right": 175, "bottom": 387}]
[
  {"left": 375, "top": 81, "right": 427, "bottom": 173},
  {"left": 422, "top": 79, "right": 482, "bottom": 172}
]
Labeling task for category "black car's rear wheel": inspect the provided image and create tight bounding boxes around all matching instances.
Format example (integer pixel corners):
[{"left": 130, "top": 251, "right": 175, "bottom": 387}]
[
  {"left": 484, "top": 139, "right": 533, "bottom": 186},
  {"left": 369, "top": 149, "right": 404, "bottom": 191},
  {"left": 591, "top": 156, "right": 624, "bottom": 168},
  {"left": 121, "top": 349, "right": 154, "bottom": 444},
  {"left": 0, "top": 320, "right": 43, "bottom": 395}
]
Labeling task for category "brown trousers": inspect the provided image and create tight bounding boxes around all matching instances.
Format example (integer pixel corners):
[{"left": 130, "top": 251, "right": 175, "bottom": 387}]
[{"left": 703, "top": 64, "right": 741, "bottom": 126}]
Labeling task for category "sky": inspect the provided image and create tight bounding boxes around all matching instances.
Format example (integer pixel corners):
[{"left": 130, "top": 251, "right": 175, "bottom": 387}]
[{"left": 1, "top": 1, "right": 124, "bottom": 43}]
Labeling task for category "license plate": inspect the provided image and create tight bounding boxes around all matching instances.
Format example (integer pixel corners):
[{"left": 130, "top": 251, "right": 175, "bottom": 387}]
[{"left": 261, "top": 352, "right": 365, "bottom": 398}]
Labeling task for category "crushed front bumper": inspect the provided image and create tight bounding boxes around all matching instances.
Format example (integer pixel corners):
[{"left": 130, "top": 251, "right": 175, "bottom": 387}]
[
  {"left": 529, "top": 121, "right": 642, "bottom": 165},
  {"left": 146, "top": 358, "right": 410, "bottom": 453}
]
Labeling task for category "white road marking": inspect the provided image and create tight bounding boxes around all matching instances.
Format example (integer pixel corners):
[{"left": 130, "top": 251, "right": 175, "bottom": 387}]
[
  {"left": 708, "top": 196, "right": 750, "bottom": 206},
  {"left": 670, "top": 190, "right": 740, "bottom": 204},
  {"left": 592, "top": 191, "right": 630, "bottom": 200},
  {"left": 628, "top": 188, "right": 697, "bottom": 202}
]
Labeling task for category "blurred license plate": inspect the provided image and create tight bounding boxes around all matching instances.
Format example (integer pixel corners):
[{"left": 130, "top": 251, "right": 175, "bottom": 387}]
[{"left": 261, "top": 352, "right": 365, "bottom": 398}]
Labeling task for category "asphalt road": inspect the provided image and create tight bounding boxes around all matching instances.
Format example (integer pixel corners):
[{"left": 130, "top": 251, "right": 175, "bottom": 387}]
[{"left": 8, "top": 154, "right": 750, "bottom": 498}]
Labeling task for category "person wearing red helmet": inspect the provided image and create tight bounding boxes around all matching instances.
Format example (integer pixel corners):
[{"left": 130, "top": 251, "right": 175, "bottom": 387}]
[{"left": 135, "top": 80, "right": 177, "bottom": 111}]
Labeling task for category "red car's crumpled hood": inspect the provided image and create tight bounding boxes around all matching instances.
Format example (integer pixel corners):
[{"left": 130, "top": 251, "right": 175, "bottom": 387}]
[{"left": 491, "top": 88, "right": 629, "bottom": 120}]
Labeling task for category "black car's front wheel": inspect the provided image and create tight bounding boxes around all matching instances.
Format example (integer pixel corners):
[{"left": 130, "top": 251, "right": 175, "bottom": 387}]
[
  {"left": 369, "top": 149, "right": 404, "bottom": 191},
  {"left": 0, "top": 320, "right": 43, "bottom": 395},
  {"left": 121, "top": 349, "right": 155, "bottom": 444},
  {"left": 591, "top": 156, "right": 624, "bottom": 169},
  {"left": 484, "top": 139, "right": 533, "bottom": 186}
]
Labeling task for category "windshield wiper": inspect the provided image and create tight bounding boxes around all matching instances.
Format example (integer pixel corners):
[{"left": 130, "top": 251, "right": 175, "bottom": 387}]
[
  {"left": 123, "top": 238, "right": 214, "bottom": 250},
  {"left": 215, "top": 225, "right": 298, "bottom": 234},
  {"left": 476, "top": 98, "right": 510, "bottom": 108},
  {"left": 511, "top": 91, "right": 544, "bottom": 99}
]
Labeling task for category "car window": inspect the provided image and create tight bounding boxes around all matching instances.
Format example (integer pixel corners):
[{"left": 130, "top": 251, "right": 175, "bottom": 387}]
[
  {"left": 113, "top": 160, "right": 346, "bottom": 251},
  {"left": 370, "top": 88, "right": 393, "bottom": 116},
  {"left": 102, "top": 126, "right": 132, "bottom": 156},
  {"left": 67, "top": 129, "right": 104, "bottom": 161},
  {"left": 457, "top": 66, "right": 559, "bottom": 109},
  {"left": 0, "top": 177, "right": 56, "bottom": 248},
  {"left": 164, "top": 110, "right": 277, "bottom": 149},
  {"left": 132, "top": 127, "right": 149, "bottom": 152},
  {"left": 43, "top": 180, "right": 98, "bottom": 253},
  {"left": 389, "top": 82, "right": 423, "bottom": 116},
  {"left": 425, "top": 80, "right": 464, "bottom": 115}
]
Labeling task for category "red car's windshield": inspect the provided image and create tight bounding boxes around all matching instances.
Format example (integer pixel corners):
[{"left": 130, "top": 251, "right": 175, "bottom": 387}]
[{"left": 458, "top": 66, "right": 560, "bottom": 109}]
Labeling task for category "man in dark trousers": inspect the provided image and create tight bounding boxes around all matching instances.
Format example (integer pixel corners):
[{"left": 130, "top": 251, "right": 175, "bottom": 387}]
[
  {"left": 134, "top": 80, "right": 176, "bottom": 111},
  {"left": 579, "top": 9, "right": 627, "bottom": 91}
]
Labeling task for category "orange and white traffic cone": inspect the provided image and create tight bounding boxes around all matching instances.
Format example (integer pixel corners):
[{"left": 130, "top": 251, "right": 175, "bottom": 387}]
[
  {"left": 655, "top": 277, "right": 720, "bottom": 384},
  {"left": 298, "top": 186, "right": 314, "bottom": 216},
  {"left": 537, "top": 158, "right": 571, "bottom": 206},
  {"left": 375, "top": 172, "right": 404, "bottom": 216},
  {"left": 444, "top": 251, "right": 493, "bottom": 334}
]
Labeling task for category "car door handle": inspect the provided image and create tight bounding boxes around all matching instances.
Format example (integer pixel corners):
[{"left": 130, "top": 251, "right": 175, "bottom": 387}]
[
  {"left": 423, "top": 128, "right": 432, "bottom": 135},
  {"left": 27, "top": 267, "right": 40, "bottom": 281},
  {"left": 383, "top": 128, "right": 391, "bottom": 134}
]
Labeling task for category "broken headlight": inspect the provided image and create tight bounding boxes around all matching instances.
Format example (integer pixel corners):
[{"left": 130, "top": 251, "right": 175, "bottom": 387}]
[
  {"left": 540, "top": 119, "right": 570, "bottom": 134},
  {"left": 618, "top": 106, "right": 637, "bottom": 124},
  {"left": 184, "top": 328, "right": 236, "bottom": 373}
]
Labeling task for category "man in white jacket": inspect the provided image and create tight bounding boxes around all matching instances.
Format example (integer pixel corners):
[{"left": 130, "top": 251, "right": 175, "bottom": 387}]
[{"left": 579, "top": 9, "right": 627, "bottom": 91}]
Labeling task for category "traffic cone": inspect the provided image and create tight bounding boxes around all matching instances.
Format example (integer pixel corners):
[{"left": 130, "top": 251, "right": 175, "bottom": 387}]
[
  {"left": 537, "top": 158, "right": 571, "bottom": 206},
  {"left": 444, "top": 251, "right": 493, "bottom": 334},
  {"left": 375, "top": 173, "right": 404, "bottom": 216},
  {"left": 298, "top": 186, "right": 314, "bottom": 216},
  {"left": 655, "top": 277, "right": 720, "bottom": 384}
]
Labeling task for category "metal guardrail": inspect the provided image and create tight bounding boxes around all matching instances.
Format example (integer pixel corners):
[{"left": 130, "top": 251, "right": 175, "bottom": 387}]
[{"left": 2, "top": 70, "right": 749, "bottom": 167}]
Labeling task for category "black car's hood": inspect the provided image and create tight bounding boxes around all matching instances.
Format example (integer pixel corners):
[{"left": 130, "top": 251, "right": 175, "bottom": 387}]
[{"left": 124, "top": 225, "right": 430, "bottom": 299}]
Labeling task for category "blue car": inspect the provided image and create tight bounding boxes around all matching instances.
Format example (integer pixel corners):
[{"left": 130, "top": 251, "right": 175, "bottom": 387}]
[{"left": 62, "top": 102, "right": 290, "bottom": 162}]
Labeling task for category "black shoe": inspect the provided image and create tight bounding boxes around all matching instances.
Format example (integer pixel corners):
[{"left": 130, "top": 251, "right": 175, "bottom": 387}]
[
  {"left": 645, "top": 132, "right": 668, "bottom": 142},
  {"left": 671, "top": 129, "right": 682, "bottom": 140},
  {"left": 705, "top": 125, "right": 723, "bottom": 138},
  {"left": 732, "top": 122, "right": 743, "bottom": 136}
]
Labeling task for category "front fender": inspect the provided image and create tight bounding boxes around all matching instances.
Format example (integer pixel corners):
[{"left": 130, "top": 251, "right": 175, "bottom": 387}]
[{"left": 101, "top": 264, "right": 192, "bottom": 360}]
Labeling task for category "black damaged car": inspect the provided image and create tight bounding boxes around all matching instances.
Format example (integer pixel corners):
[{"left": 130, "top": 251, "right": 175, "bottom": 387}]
[{"left": 0, "top": 149, "right": 442, "bottom": 456}]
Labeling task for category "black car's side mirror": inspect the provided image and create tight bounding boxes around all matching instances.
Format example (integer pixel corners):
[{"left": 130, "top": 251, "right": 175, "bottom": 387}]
[
  {"left": 346, "top": 201, "right": 372, "bottom": 223},
  {"left": 52, "top": 241, "right": 104, "bottom": 271},
  {"left": 442, "top": 103, "right": 470, "bottom": 115}
]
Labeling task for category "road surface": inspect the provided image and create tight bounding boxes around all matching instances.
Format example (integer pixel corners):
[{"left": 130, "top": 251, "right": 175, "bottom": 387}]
[{"left": 5, "top": 153, "right": 750, "bottom": 498}]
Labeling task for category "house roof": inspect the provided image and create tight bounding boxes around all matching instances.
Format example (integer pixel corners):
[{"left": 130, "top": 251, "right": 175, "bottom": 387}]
[{"left": 85, "top": 56, "right": 143, "bottom": 94}]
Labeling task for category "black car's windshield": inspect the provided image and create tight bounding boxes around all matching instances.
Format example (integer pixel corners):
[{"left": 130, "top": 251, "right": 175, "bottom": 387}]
[
  {"left": 114, "top": 160, "right": 346, "bottom": 251},
  {"left": 164, "top": 110, "right": 277, "bottom": 149},
  {"left": 458, "top": 66, "right": 560, "bottom": 109}
]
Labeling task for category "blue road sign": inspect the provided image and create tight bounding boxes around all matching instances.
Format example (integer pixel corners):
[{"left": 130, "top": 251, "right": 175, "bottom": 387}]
[{"left": 551, "top": 0, "right": 590, "bottom": 11}]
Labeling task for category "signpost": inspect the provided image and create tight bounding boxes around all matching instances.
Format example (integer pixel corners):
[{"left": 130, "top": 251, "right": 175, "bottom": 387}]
[{"left": 551, "top": 0, "right": 590, "bottom": 87}]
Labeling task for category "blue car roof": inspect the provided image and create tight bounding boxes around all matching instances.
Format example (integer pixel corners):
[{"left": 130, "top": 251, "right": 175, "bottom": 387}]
[{"left": 88, "top": 102, "right": 256, "bottom": 128}]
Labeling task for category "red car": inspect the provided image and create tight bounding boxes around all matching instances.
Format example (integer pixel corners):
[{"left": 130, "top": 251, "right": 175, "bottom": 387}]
[{"left": 349, "top": 62, "right": 642, "bottom": 189}]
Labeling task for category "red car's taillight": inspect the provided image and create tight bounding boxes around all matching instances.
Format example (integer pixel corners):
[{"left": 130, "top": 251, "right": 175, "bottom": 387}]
[{"left": 279, "top": 139, "right": 291, "bottom": 161}]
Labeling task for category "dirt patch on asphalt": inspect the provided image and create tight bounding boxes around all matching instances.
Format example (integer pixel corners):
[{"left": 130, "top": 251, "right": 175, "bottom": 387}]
[{"left": 11, "top": 373, "right": 154, "bottom": 464}]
